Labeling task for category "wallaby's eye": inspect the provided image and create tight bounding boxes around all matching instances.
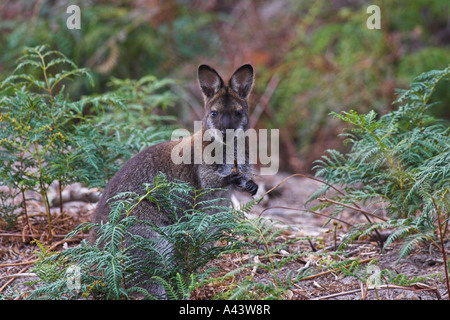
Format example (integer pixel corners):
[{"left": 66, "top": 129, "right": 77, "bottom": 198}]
[
  {"left": 210, "top": 111, "right": 218, "bottom": 118},
  {"left": 235, "top": 110, "right": 243, "bottom": 117}
]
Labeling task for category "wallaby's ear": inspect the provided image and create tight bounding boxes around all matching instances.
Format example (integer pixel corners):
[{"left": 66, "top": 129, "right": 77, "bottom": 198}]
[
  {"left": 198, "top": 65, "right": 224, "bottom": 100},
  {"left": 229, "top": 64, "right": 254, "bottom": 99}
]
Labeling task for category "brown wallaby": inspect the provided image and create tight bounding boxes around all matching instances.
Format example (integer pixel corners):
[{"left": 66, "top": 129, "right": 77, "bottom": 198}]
[{"left": 91, "top": 64, "right": 258, "bottom": 298}]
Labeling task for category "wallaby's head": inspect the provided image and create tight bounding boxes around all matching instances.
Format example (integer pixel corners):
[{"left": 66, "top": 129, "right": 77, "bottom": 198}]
[{"left": 198, "top": 64, "right": 254, "bottom": 136}]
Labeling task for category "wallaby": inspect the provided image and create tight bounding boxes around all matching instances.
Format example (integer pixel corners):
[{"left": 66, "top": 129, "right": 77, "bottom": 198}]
[{"left": 92, "top": 64, "right": 258, "bottom": 297}]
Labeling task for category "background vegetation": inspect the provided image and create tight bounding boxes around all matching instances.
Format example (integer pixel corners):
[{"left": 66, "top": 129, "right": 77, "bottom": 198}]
[
  {"left": 0, "top": 0, "right": 449, "bottom": 300},
  {"left": 1, "top": 0, "right": 448, "bottom": 171}
]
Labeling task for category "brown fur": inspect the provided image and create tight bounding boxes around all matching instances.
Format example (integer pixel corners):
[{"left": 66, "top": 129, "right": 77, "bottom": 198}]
[{"left": 91, "top": 64, "right": 258, "bottom": 297}]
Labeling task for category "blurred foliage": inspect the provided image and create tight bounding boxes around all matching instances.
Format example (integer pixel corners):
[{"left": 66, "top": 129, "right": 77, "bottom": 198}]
[
  {"left": 0, "top": 0, "right": 221, "bottom": 98},
  {"left": 0, "top": 45, "right": 175, "bottom": 233},
  {"left": 268, "top": 0, "right": 449, "bottom": 169},
  {"left": 0, "top": 0, "right": 449, "bottom": 172}
]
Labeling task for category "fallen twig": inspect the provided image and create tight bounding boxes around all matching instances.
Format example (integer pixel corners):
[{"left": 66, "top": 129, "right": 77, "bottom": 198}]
[
  {"left": 0, "top": 260, "right": 38, "bottom": 268},
  {"left": 0, "top": 273, "right": 37, "bottom": 280},
  {"left": 298, "top": 257, "right": 377, "bottom": 282},
  {"left": 0, "top": 265, "right": 32, "bottom": 294},
  {"left": 0, "top": 238, "right": 79, "bottom": 269},
  {"left": 263, "top": 173, "right": 346, "bottom": 199},
  {"left": 311, "top": 282, "right": 441, "bottom": 300},
  {"left": 258, "top": 205, "right": 353, "bottom": 226},
  {"left": 0, "top": 232, "right": 87, "bottom": 239},
  {"left": 431, "top": 197, "right": 450, "bottom": 300},
  {"left": 0, "top": 237, "right": 82, "bottom": 295}
]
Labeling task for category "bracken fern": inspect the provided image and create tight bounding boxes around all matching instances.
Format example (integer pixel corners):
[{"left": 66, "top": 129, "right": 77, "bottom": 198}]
[
  {"left": 309, "top": 66, "right": 450, "bottom": 261},
  {"left": 26, "top": 173, "right": 248, "bottom": 300},
  {"left": 0, "top": 45, "right": 175, "bottom": 235}
]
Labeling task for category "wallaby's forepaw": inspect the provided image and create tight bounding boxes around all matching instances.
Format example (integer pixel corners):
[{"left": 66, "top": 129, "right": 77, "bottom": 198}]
[
  {"left": 244, "top": 180, "right": 258, "bottom": 196},
  {"left": 226, "top": 171, "right": 258, "bottom": 196},
  {"left": 227, "top": 171, "right": 243, "bottom": 185}
]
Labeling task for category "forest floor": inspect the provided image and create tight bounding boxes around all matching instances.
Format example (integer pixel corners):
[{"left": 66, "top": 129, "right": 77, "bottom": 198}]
[
  {"left": 0, "top": 172, "right": 448, "bottom": 300},
  {"left": 195, "top": 173, "right": 449, "bottom": 300}
]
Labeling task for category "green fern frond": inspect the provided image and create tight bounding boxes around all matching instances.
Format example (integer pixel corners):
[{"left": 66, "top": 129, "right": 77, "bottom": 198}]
[{"left": 310, "top": 66, "right": 450, "bottom": 259}]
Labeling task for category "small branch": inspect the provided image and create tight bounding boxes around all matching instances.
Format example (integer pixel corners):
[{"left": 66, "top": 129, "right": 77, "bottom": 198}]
[
  {"left": 58, "top": 180, "right": 63, "bottom": 214},
  {"left": 431, "top": 197, "right": 450, "bottom": 300},
  {"left": 170, "top": 84, "right": 204, "bottom": 120},
  {"left": 311, "top": 283, "right": 441, "bottom": 300},
  {"left": 0, "top": 233, "right": 86, "bottom": 239},
  {"left": 263, "top": 173, "right": 346, "bottom": 198},
  {"left": 298, "top": 257, "right": 377, "bottom": 282},
  {"left": 318, "top": 198, "right": 387, "bottom": 249},
  {"left": 47, "top": 238, "right": 81, "bottom": 251},
  {"left": 258, "top": 205, "right": 353, "bottom": 227},
  {"left": 0, "top": 260, "right": 38, "bottom": 268},
  {"left": 0, "top": 265, "right": 32, "bottom": 294},
  {"left": 0, "top": 273, "right": 37, "bottom": 280},
  {"left": 318, "top": 198, "right": 387, "bottom": 222},
  {"left": 249, "top": 75, "right": 279, "bottom": 128},
  {"left": 0, "top": 238, "right": 80, "bottom": 269},
  {"left": 20, "top": 155, "right": 33, "bottom": 237},
  {"left": 311, "top": 288, "right": 360, "bottom": 300}
]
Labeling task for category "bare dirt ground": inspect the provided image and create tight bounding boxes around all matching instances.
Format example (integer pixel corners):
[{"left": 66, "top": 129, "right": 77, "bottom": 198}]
[{"left": 0, "top": 172, "right": 449, "bottom": 300}]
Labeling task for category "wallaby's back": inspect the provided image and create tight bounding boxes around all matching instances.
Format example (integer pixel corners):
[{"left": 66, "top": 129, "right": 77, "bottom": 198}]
[{"left": 93, "top": 137, "right": 199, "bottom": 226}]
